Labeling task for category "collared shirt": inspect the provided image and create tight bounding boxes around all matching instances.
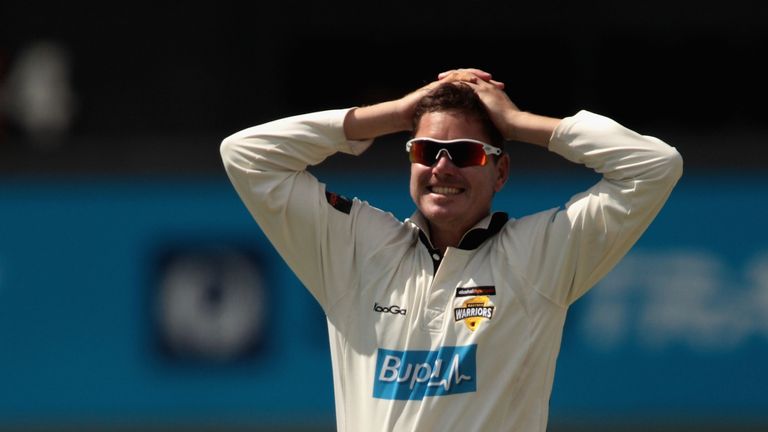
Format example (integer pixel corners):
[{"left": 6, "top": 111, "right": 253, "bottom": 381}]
[{"left": 220, "top": 108, "right": 682, "bottom": 431}]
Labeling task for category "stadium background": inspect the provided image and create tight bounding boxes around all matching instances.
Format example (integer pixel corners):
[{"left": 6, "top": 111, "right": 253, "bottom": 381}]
[{"left": 1, "top": 1, "right": 767, "bottom": 431}]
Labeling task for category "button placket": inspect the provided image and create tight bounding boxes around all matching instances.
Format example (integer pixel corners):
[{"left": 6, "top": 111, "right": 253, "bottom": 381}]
[{"left": 423, "top": 248, "right": 465, "bottom": 332}]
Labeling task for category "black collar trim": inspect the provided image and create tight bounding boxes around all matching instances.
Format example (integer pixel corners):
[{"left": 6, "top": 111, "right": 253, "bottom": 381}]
[
  {"left": 457, "top": 212, "right": 509, "bottom": 250},
  {"left": 413, "top": 212, "right": 509, "bottom": 252}
]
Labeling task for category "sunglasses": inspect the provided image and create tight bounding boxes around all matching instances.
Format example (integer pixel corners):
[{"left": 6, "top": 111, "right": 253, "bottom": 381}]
[{"left": 405, "top": 138, "right": 502, "bottom": 168}]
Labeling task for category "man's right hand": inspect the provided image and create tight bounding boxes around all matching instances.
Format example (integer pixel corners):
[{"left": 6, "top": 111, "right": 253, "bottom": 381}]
[
  {"left": 395, "top": 68, "right": 505, "bottom": 132},
  {"left": 437, "top": 68, "right": 505, "bottom": 89}
]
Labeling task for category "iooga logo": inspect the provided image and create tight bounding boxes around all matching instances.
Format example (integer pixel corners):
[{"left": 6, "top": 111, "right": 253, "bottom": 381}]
[{"left": 373, "top": 302, "right": 406, "bottom": 316}]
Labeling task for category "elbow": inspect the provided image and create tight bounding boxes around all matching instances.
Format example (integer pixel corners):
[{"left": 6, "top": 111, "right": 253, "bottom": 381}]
[
  {"left": 641, "top": 145, "right": 683, "bottom": 189},
  {"left": 662, "top": 147, "right": 684, "bottom": 183},
  {"left": 219, "top": 135, "right": 233, "bottom": 161},
  {"left": 219, "top": 135, "right": 241, "bottom": 168},
  {"left": 633, "top": 143, "right": 684, "bottom": 188}
]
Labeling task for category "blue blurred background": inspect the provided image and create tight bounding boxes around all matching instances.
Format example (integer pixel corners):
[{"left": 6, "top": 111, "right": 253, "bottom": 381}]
[{"left": 1, "top": 2, "right": 767, "bottom": 431}]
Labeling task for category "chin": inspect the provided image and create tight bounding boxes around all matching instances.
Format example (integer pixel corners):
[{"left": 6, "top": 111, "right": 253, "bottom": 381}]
[{"left": 423, "top": 206, "right": 461, "bottom": 225}]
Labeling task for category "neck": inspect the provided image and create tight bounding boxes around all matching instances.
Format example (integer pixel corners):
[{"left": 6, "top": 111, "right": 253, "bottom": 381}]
[{"left": 428, "top": 221, "right": 468, "bottom": 253}]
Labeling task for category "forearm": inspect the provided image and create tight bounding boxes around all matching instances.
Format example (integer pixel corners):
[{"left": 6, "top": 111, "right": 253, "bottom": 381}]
[
  {"left": 502, "top": 111, "right": 562, "bottom": 149},
  {"left": 459, "top": 78, "right": 561, "bottom": 148},
  {"left": 343, "top": 100, "right": 410, "bottom": 141},
  {"left": 344, "top": 77, "right": 454, "bottom": 141}
]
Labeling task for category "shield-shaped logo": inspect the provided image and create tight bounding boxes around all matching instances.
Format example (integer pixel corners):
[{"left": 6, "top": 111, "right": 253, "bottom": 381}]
[{"left": 454, "top": 296, "right": 495, "bottom": 331}]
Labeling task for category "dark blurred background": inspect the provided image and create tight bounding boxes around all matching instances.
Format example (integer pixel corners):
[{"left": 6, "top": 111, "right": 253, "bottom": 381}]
[
  {"left": 2, "top": 1, "right": 767, "bottom": 175},
  {"left": 1, "top": 2, "right": 767, "bottom": 431}
]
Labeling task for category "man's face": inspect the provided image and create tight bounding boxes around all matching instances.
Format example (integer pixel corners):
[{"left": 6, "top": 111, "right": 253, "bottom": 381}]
[{"left": 409, "top": 111, "right": 509, "bottom": 234}]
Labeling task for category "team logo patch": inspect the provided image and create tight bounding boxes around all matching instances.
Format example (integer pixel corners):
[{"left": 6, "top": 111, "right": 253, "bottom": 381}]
[
  {"left": 373, "top": 345, "right": 476, "bottom": 400},
  {"left": 454, "top": 296, "right": 495, "bottom": 331},
  {"left": 325, "top": 191, "right": 352, "bottom": 214}
]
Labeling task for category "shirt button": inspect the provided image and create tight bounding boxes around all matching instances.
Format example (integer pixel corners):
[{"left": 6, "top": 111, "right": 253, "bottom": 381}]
[{"left": 432, "top": 253, "right": 441, "bottom": 261}]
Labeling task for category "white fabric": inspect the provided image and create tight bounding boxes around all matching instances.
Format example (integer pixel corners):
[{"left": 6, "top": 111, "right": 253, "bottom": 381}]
[{"left": 220, "top": 108, "right": 682, "bottom": 431}]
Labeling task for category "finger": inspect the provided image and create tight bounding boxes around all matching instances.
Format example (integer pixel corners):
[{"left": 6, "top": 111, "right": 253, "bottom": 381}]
[
  {"left": 438, "top": 71, "right": 476, "bottom": 82},
  {"left": 489, "top": 79, "right": 505, "bottom": 90},
  {"left": 460, "top": 68, "right": 493, "bottom": 81},
  {"left": 437, "top": 70, "right": 455, "bottom": 79},
  {"left": 438, "top": 68, "right": 493, "bottom": 82},
  {"left": 435, "top": 70, "right": 505, "bottom": 92},
  {"left": 438, "top": 71, "right": 478, "bottom": 84},
  {"left": 464, "top": 80, "right": 507, "bottom": 96}
]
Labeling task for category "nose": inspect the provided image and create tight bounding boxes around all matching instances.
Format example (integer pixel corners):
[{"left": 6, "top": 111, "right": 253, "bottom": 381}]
[
  {"left": 432, "top": 150, "right": 458, "bottom": 173},
  {"left": 435, "top": 148, "right": 452, "bottom": 162}
]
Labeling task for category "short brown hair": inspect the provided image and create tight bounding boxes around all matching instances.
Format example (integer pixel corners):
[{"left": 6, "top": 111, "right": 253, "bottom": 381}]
[{"left": 412, "top": 82, "right": 504, "bottom": 150}]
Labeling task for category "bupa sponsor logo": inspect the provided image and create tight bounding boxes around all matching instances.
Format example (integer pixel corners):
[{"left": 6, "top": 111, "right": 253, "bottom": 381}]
[
  {"left": 454, "top": 296, "right": 495, "bottom": 331},
  {"left": 373, "top": 345, "right": 476, "bottom": 400},
  {"left": 373, "top": 302, "right": 406, "bottom": 316}
]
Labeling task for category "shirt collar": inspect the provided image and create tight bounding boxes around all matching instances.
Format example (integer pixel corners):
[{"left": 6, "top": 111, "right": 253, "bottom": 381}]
[{"left": 405, "top": 211, "right": 509, "bottom": 251}]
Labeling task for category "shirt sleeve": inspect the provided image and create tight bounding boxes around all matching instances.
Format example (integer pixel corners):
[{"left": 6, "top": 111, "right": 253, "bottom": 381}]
[
  {"left": 219, "top": 108, "right": 401, "bottom": 311},
  {"left": 512, "top": 110, "right": 683, "bottom": 307}
]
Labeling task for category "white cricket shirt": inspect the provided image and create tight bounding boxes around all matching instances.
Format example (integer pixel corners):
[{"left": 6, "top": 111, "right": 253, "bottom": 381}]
[{"left": 220, "top": 108, "right": 682, "bottom": 431}]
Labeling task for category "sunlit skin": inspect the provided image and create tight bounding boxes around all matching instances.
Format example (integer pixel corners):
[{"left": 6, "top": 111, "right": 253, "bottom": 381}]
[
  {"left": 343, "top": 67, "right": 558, "bottom": 251},
  {"left": 410, "top": 111, "right": 510, "bottom": 252}
]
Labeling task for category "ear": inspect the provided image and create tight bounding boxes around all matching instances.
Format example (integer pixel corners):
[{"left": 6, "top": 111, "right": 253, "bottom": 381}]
[{"left": 494, "top": 153, "right": 510, "bottom": 193}]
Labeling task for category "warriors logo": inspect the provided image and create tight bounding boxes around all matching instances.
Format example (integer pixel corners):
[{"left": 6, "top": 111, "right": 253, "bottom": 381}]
[{"left": 454, "top": 296, "right": 495, "bottom": 331}]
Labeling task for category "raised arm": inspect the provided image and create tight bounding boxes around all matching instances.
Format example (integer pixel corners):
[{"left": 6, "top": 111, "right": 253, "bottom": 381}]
[
  {"left": 435, "top": 69, "right": 684, "bottom": 306},
  {"left": 513, "top": 110, "right": 684, "bottom": 307}
]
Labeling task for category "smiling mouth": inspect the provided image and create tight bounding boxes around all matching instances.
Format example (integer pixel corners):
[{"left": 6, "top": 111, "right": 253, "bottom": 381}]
[{"left": 429, "top": 186, "right": 463, "bottom": 195}]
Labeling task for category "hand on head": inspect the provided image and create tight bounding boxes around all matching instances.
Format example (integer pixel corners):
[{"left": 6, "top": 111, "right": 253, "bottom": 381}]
[
  {"left": 397, "top": 68, "right": 512, "bottom": 133},
  {"left": 437, "top": 68, "right": 505, "bottom": 89}
]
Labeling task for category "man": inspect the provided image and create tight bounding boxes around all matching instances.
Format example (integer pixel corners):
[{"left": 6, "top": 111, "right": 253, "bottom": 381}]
[{"left": 220, "top": 68, "right": 683, "bottom": 431}]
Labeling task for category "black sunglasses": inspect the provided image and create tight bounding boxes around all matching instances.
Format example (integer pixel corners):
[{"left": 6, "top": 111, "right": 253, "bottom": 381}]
[{"left": 405, "top": 138, "right": 502, "bottom": 168}]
